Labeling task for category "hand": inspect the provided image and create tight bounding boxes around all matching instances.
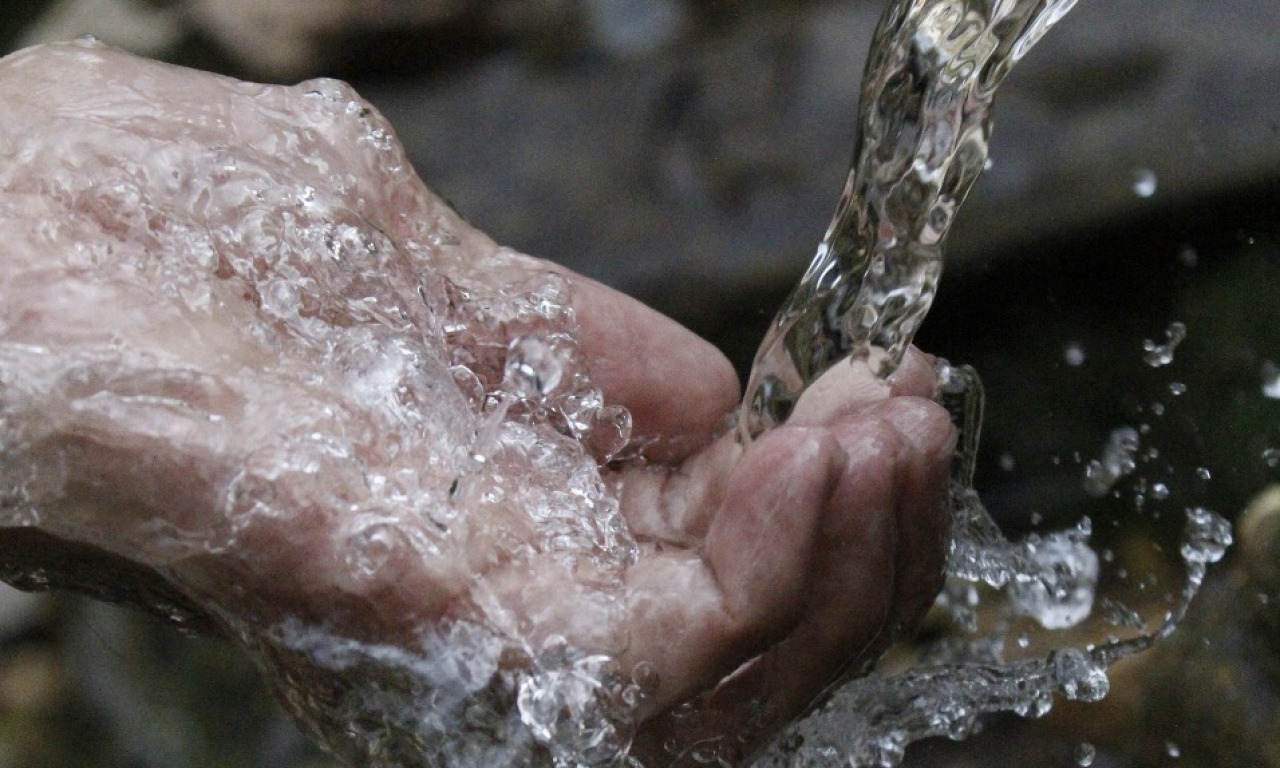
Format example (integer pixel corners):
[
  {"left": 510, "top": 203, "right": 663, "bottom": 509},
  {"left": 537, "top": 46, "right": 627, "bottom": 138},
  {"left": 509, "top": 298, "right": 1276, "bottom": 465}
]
[{"left": 0, "top": 42, "right": 956, "bottom": 766}]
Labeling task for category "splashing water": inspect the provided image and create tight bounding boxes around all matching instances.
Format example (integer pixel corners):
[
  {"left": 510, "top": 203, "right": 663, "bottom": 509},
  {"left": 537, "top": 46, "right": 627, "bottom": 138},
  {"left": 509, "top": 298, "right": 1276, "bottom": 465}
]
[
  {"left": 731, "top": 0, "right": 1236, "bottom": 765},
  {"left": 0, "top": 4, "right": 1240, "bottom": 766},
  {"left": 1142, "top": 321, "right": 1188, "bottom": 368}
]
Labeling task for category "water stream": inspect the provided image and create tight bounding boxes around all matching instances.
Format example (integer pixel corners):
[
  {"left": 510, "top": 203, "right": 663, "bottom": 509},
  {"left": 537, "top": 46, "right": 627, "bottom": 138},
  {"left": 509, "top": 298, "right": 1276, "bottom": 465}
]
[
  {"left": 740, "top": 0, "right": 1077, "bottom": 438},
  {"left": 735, "top": 0, "right": 1234, "bottom": 765},
  {"left": 0, "top": 3, "right": 1240, "bottom": 765}
]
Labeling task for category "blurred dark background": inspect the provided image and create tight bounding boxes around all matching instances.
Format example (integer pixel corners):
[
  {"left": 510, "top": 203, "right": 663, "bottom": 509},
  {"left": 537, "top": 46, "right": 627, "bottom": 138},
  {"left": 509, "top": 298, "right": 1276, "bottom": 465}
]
[{"left": 0, "top": 1, "right": 1278, "bottom": 766}]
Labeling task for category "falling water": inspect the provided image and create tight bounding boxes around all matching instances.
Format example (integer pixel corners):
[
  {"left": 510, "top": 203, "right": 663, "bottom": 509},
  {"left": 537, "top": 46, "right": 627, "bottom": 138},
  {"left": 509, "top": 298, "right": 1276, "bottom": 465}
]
[
  {"left": 718, "top": 0, "right": 1240, "bottom": 765},
  {"left": 0, "top": 3, "right": 1239, "bottom": 764},
  {"left": 740, "top": 0, "right": 1077, "bottom": 438}
]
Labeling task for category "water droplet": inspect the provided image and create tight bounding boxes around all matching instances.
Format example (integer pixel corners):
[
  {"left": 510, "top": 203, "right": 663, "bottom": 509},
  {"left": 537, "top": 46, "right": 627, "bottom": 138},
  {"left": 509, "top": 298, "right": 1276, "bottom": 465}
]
[
  {"left": 631, "top": 661, "right": 659, "bottom": 697},
  {"left": 1151, "top": 482, "right": 1169, "bottom": 500},
  {"left": 1074, "top": 741, "right": 1097, "bottom": 767},
  {"left": 1181, "top": 507, "right": 1232, "bottom": 564},
  {"left": 1063, "top": 342, "right": 1086, "bottom": 367},
  {"left": 1083, "top": 426, "right": 1141, "bottom": 497},
  {"left": 1165, "top": 741, "right": 1181, "bottom": 758},
  {"left": 1263, "top": 448, "right": 1280, "bottom": 468},
  {"left": 503, "top": 334, "right": 572, "bottom": 400},
  {"left": 1052, "top": 648, "right": 1110, "bottom": 702},
  {"left": 1142, "top": 321, "right": 1187, "bottom": 367},
  {"left": 1195, "top": 466, "right": 1212, "bottom": 480},
  {"left": 1100, "top": 597, "right": 1146, "bottom": 630},
  {"left": 1261, "top": 360, "right": 1280, "bottom": 399},
  {"left": 1132, "top": 168, "right": 1158, "bottom": 197},
  {"left": 1168, "top": 381, "right": 1186, "bottom": 396},
  {"left": 584, "top": 405, "right": 633, "bottom": 462},
  {"left": 1010, "top": 532, "right": 1100, "bottom": 630},
  {"left": 1177, "top": 244, "right": 1198, "bottom": 267},
  {"left": 999, "top": 452, "right": 1017, "bottom": 472}
]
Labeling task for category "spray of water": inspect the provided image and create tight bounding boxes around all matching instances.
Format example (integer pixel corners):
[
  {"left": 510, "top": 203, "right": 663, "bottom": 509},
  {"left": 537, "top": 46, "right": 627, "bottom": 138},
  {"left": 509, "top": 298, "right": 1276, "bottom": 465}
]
[
  {"left": 733, "top": 1, "right": 1235, "bottom": 765},
  {"left": 0, "top": 4, "right": 1238, "bottom": 764}
]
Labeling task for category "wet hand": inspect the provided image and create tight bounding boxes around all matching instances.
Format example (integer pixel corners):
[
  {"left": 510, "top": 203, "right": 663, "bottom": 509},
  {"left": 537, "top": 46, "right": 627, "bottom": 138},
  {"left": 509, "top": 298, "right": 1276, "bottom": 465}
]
[{"left": 0, "top": 42, "right": 955, "bottom": 766}]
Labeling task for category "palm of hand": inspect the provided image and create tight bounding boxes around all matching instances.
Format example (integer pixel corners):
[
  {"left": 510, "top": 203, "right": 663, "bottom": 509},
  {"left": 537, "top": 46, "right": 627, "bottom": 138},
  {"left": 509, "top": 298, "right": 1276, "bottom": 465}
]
[{"left": 0, "top": 42, "right": 955, "bottom": 766}]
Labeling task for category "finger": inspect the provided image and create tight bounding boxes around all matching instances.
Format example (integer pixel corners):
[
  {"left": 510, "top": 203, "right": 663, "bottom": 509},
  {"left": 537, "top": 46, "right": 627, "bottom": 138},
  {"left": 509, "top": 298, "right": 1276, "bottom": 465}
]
[
  {"left": 618, "top": 426, "right": 840, "bottom": 716},
  {"left": 873, "top": 397, "right": 956, "bottom": 631},
  {"left": 635, "top": 417, "right": 901, "bottom": 764},
  {"left": 788, "top": 345, "right": 940, "bottom": 428},
  {"left": 609, "top": 429, "right": 741, "bottom": 547},
  {"left": 887, "top": 346, "right": 940, "bottom": 400},
  {"left": 634, "top": 397, "right": 955, "bottom": 764},
  {"left": 566, "top": 271, "right": 741, "bottom": 462}
]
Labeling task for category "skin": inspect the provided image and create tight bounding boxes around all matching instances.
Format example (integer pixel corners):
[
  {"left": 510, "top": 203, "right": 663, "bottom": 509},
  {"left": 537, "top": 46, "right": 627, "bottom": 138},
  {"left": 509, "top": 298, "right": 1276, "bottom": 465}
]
[{"left": 0, "top": 42, "right": 956, "bottom": 766}]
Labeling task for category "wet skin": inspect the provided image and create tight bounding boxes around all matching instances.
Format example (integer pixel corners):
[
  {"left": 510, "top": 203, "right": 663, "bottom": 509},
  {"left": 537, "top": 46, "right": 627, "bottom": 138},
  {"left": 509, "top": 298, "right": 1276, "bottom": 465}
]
[{"left": 0, "top": 43, "right": 955, "bottom": 765}]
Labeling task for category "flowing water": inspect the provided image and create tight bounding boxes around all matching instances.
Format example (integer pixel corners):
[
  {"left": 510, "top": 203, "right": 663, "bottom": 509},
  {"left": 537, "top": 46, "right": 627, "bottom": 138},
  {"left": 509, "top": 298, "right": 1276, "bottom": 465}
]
[
  {"left": 740, "top": 0, "right": 1077, "bottom": 437},
  {"left": 0, "top": 3, "right": 1239, "bottom": 766},
  {"left": 734, "top": 0, "right": 1233, "bottom": 765}
]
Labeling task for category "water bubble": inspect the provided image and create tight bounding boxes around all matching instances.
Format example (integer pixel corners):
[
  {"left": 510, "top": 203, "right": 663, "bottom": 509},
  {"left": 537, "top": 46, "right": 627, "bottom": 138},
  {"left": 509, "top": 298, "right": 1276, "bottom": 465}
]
[
  {"left": 503, "top": 334, "right": 572, "bottom": 400},
  {"left": 1177, "top": 244, "right": 1199, "bottom": 267},
  {"left": 1165, "top": 741, "right": 1182, "bottom": 758},
  {"left": 1132, "top": 168, "right": 1158, "bottom": 197},
  {"left": 1063, "top": 342, "right": 1086, "bottom": 367},
  {"left": 1265, "top": 448, "right": 1280, "bottom": 468},
  {"left": 1168, "top": 381, "right": 1187, "bottom": 396},
  {"left": 1074, "top": 741, "right": 1097, "bottom": 767},
  {"left": 998, "top": 452, "right": 1017, "bottom": 472},
  {"left": 1150, "top": 482, "right": 1170, "bottom": 501},
  {"left": 1195, "top": 466, "right": 1212, "bottom": 480},
  {"left": 1142, "top": 322, "right": 1187, "bottom": 367}
]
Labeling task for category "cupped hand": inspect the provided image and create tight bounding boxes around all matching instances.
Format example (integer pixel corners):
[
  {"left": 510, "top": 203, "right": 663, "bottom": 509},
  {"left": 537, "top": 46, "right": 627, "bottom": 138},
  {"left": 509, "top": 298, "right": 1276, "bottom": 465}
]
[{"left": 0, "top": 42, "right": 955, "bottom": 766}]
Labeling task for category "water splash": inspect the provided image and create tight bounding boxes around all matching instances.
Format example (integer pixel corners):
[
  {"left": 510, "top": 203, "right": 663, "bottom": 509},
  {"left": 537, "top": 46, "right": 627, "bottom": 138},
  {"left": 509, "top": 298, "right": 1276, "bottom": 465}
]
[
  {"left": 0, "top": 39, "right": 642, "bottom": 768},
  {"left": 1142, "top": 321, "right": 1188, "bottom": 367},
  {"left": 1083, "top": 426, "right": 1142, "bottom": 498},
  {"left": 727, "top": 0, "right": 1241, "bottom": 764},
  {"left": 0, "top": 20, "right": 1242, "bottom": 768}
]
